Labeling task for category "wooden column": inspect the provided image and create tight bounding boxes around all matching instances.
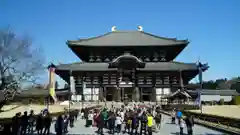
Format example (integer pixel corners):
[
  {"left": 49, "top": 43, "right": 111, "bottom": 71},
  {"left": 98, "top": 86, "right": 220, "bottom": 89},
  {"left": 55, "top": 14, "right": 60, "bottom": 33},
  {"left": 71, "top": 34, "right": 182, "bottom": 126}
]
[
  {"left": 152, "top": 87, "right": 156, "bottom": 102},
  {"left": 99, "top": 87, "right": 104, "bottom": 101},
  {"left": 135, "top": 87, "right": 140, "bottom": 102},
  {"left": 117, "top": 87, "right": 121, "bottom": 102}
]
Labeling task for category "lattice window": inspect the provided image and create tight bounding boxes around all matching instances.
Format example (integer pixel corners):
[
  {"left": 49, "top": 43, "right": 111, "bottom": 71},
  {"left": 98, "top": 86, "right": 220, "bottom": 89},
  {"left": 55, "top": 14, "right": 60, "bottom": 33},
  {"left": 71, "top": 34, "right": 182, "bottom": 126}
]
[
  {"left": 163, "top": 75, "right": 170, "bottom": 85},
  {"left": 102, "top": 74, "right": 109, "bottom": 84},
  {"left": 93, "top": 77, "right": 100, "bottom": 84},
  {"left": 155, "top": 76, "right": 162, "bottom": 85},
  {"left": 110, "top": 73, "right": 117, "bottom": 84},
  {"left": 171, "top": 76, "right": 178, "bottom": 85}
]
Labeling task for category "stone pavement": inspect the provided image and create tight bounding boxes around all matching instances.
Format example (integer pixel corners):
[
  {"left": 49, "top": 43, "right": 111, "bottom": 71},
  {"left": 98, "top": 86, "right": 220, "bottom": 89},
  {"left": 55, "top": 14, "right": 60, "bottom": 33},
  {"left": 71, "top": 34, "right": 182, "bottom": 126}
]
[{"left": 47, "top": 114, "right": 224, "bottom": 135}]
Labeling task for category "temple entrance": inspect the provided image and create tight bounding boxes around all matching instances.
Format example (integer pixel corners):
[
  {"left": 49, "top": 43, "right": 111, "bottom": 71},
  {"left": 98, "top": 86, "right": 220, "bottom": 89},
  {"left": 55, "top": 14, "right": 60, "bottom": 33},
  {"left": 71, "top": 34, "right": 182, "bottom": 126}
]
[
  {"left": 105, "top": 87, "right": 114, "bottom": 101},
  {"left": 141, "top": 88, "right": 153, "bottom": 101},
  {"left": 121, "top": 87, "right": 134, "bottom": 101},
  {"left": 142, "top": 94, "right": 150, "bottom": 101}
]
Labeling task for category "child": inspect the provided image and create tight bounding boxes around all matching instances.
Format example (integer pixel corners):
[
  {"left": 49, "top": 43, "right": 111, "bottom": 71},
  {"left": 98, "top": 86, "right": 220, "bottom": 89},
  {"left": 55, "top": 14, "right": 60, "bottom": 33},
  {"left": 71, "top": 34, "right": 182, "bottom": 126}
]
[{"left": 179, "top": 117, "right": 185, "bottom": 135}]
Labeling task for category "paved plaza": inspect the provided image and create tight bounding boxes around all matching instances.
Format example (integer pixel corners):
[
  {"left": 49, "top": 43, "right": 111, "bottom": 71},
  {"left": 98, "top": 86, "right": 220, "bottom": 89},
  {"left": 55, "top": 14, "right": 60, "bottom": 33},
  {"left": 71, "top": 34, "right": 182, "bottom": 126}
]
[{"left": 45, "top": 114, "right": 224, "bottom": 135}]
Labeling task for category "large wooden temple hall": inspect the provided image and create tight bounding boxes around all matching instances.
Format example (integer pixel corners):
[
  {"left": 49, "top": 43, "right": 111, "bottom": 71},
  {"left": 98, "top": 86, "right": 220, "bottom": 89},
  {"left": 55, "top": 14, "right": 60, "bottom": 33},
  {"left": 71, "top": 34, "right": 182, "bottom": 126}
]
[{"left": 50, "top": 26, "right": 209, "bottom": 102}]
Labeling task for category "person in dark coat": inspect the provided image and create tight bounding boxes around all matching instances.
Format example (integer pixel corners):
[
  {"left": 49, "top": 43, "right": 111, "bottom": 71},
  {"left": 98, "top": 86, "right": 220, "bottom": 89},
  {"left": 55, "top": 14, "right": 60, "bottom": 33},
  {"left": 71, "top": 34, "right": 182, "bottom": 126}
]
[
  {"left": 36, "top": 113, "right": 43, "bottom": 135},
  {"left": 21, "top": 111, "right": 29, "bottom": 135},
  {"left": 131, "top": 113, "right": 138, "bottom": 135},
  {"left": 69, "top": 111, "right": 75, "bottom": 127},
  {"left": 97, "top": 111, "right": 105, "bottom": 135},
  {"left": 3, "top": 123, "right": 11, "bottom": 135},
  {"left": 185, "top": 114, "right": 194, "bottom": 135},
  {"left": 63, "top": 114, "right": 69, "bottom": 133},
  {"left": 55, "top": 115, "right": 64, "bottom": 135},
  {"left": 12, "top": 112, "right": 21, "bottom": 135},
  {"left": 108, "top": 111, "right": 115, "bottom": 134},
  {"left": 140, "top": 111, "right": 147, "bottom": 135},
  {"left": 28, "top": 110, "right": 35, "bottom": 134},
  {"left": 43, "top": 112, "right": 52, "bottom": 135}
]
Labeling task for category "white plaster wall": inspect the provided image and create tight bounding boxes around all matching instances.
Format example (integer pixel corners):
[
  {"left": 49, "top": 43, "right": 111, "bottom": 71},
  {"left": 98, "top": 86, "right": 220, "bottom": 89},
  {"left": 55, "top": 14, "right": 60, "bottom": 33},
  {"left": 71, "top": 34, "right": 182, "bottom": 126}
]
[
  {"left": 156, "top": 88, "right": 170, "bottom": 95},
  {"left": 71, "top": 95, "right": 82, "bottom": 101},
  {"left": 163, "top": 88, "right": 170, "bottom": 95},
  {"left": 84, "top": 95, "right": 99, "bottom": 101},
  {"left": 201, "top": 95, "right": 232, "bottom": 102},
  {"left": 83, "top": 88, "right": 99, "bottom": 94},
  {"left": 156, "top": 88, "right": 162, "bottom": 94}
]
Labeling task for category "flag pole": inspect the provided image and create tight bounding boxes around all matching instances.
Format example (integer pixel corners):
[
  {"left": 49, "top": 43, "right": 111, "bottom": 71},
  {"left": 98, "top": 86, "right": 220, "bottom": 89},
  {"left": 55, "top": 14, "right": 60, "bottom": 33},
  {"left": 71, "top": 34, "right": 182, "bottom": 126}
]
[{"left": 198, "top": 61, "right": 203, "bottom": 114}]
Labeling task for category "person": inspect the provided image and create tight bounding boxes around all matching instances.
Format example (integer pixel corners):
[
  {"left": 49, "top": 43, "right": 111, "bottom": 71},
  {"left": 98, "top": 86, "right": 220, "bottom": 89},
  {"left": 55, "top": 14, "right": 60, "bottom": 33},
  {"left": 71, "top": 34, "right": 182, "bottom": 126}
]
[
  {"left": 179, "top": 117, "right": 185, "bottom": 135},
  {"left": 115, "top": 113, "right": 122, "bottom": 134},
  {"left": 185, "top": 114, "right": 194, "bottom": 135},
  {"left": 108, "top": 111, "right": 115, "bottom": 134},
  {"left": 36, "top": 113, "right": 43, "bottom": 135},
  {"left": 140, "top": 111, "right": 147, "bottom": 135},
  {"left": 43, "top": 112, "right": 52, "bottom": 135},
  {"left": 97, "top": 111, "right": 105, "bottom": 135},
  {"left": 28, "top": 110, "right": 35, "bottom": 134},
  {"left": 154, "top": 112, "right": 162, "bottom": 132},
  {"left": 63, "top": 114, "right": 69, "bottom": 133},
  {"left": 88, "top": 111, "right": 94, "bottom": 127},
  {"left": 130, "top": 113, "right": 138, "bottom": 135},
  {"left": 21, "top": 111, "right": 29, "bottom": 135},
  {"left": 176, "top": 109, "right": 182, "bottom": 124},
  {"left": 147, "top": 113, "right": 153, "bottom": 135},
  {"left": 171, "top": 109, "right": 176, "bottom": 124},
  {"left": 55, "top": 115, "right": 64, "bottom": 135},
  {"left": 3, "top": 123, "right": 11, "bottom": 135},
  {"left": 69, "top": 111, "right": 75, "bottom": 128}
]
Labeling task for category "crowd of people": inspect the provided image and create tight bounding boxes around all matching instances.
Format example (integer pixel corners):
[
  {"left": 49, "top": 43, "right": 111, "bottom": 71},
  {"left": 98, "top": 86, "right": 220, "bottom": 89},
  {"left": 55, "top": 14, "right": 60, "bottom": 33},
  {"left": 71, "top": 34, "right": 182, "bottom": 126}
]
[
  {"left": 0, "top": 104, "right": 195, "bottom": 135},
  {"left": 81, "top": 105, "right": 163, "bottom": 135},
  {"left": 1, "top": 108, "right": 79, "bottom": 135},
  {"left": 81, "top": 105, "right": 195, "bottom": 135}
]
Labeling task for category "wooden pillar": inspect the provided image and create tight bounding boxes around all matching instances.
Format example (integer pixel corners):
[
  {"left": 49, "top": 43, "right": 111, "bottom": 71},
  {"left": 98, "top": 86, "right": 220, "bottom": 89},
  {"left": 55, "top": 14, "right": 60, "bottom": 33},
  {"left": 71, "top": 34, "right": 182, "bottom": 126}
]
[
  {"left": 104, "top": 87, "right": 107, "bottom": 101},
  {"left": 117, "top": 87, "right": 121, "bottom": 102},
  {"left": 135, "top": 87, "right": 140, "bottom": 102},
  {"left": 99, "top": 87, "right": 104, "bottom": 101},
  {"left": 152, "top": 87, "right": 156, "bottom": 102}
]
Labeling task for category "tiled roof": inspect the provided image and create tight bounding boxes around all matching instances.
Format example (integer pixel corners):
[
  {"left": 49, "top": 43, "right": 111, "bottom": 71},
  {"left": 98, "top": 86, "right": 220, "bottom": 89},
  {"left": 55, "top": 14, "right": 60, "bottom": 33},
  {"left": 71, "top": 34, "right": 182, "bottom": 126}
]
[{"left": 67, "top": 31, "right": 188, "bottom": 46}]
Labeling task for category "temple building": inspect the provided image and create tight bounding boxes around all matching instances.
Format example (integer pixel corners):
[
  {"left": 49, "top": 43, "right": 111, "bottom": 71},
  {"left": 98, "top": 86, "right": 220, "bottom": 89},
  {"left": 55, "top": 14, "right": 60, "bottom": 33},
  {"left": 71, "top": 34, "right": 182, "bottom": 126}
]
[{"left": 50, "top": 26, "right": 209, "bottom": 102}]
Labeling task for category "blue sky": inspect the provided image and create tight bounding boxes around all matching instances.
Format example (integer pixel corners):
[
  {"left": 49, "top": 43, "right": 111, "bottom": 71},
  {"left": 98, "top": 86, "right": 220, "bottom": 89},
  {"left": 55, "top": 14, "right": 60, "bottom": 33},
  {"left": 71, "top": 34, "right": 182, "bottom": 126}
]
[{"left": 0, "top": 0, "right": 239, "bottom": 86}]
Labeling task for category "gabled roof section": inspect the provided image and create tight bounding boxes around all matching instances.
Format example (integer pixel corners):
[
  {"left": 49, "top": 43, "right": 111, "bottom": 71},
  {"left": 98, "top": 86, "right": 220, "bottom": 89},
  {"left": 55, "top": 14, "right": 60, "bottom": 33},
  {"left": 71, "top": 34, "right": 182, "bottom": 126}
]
[
  {"left": 53, "top": 61, "right": 199, "bottom": 71},
  {"left": 67, "top": 31, "right": 189, "bottom": 46}
]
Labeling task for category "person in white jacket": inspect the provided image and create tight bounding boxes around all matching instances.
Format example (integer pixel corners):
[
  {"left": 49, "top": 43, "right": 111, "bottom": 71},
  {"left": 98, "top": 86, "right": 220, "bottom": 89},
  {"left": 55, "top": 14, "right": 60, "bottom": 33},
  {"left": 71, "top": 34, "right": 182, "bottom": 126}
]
[{"left": 115, "top": 114, "right": 123, "bottom": 134}]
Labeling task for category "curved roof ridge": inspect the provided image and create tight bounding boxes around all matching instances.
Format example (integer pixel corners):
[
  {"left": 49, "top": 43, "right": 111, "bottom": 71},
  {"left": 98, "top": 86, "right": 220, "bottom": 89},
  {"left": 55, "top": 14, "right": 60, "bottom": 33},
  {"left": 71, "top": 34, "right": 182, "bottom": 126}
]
[
  {"left": 67, "top": 32, "right": 112, "bottom": 44},
  {"left": 140, "top": 31, "right": 188, "bottom": 42}
]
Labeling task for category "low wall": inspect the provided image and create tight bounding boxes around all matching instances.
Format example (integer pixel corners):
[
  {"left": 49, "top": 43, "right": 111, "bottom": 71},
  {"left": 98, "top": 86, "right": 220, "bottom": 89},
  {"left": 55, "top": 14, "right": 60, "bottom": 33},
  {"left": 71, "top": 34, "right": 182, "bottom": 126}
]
[
  {"left": 160, "top": 109, "right": 240, "bottom": 135},
  {"left": 183, "top": 111, "right": 240, "bottom": 130}
]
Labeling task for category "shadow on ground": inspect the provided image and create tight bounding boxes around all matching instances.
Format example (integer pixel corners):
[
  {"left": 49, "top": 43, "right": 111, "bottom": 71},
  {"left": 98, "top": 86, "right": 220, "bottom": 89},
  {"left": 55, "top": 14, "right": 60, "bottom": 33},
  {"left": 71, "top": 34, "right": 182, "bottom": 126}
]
[
  {"left": 171, "top": 133, "right": 224, "bottom": 135},
  {"left": 26, "top": 133, "right": 91, "bottom": 135}
]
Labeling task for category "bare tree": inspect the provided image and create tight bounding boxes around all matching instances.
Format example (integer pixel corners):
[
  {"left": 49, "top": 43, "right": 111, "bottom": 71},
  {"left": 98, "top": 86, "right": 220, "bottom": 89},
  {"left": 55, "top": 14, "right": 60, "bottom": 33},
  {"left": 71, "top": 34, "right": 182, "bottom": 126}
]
[{"left": 0, "top": 27, "right": 45, "bottom": 105}]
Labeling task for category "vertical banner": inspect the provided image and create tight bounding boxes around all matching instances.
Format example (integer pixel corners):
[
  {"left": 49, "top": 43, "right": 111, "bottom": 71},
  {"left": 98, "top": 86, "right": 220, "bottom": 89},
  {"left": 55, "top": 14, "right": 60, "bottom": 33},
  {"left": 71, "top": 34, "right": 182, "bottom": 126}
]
[
  {"left": 49, "top": 67, "right": 57, "bottom": 102},
  {"left": 70, "top": 76, "right": 76, "bottom": 94}
]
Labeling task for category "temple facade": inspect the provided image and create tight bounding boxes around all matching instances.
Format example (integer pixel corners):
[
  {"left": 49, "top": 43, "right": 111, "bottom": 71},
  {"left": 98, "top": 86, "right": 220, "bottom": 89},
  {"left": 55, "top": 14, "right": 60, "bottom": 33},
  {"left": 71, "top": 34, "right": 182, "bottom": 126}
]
[{"left": 50, "top": 26, "right": 209, "bottom": 102}]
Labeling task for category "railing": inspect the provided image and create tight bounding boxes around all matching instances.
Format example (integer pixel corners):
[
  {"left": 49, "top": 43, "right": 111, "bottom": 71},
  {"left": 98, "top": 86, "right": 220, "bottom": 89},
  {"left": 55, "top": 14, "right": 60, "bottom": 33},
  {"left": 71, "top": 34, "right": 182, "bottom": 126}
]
[
  {"left": 183, "top": 111, "right": 240, "bottom": 131},
  {"left": 160, "top": 110, "right": 240, "bottom": 135}
]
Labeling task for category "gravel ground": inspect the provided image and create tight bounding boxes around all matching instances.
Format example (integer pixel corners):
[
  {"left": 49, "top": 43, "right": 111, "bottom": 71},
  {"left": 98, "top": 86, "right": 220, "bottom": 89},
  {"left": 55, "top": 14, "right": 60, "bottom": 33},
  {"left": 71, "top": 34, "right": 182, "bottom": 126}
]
[{"left": 189, "top": 105, "right": 240, "bottom": 119}]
